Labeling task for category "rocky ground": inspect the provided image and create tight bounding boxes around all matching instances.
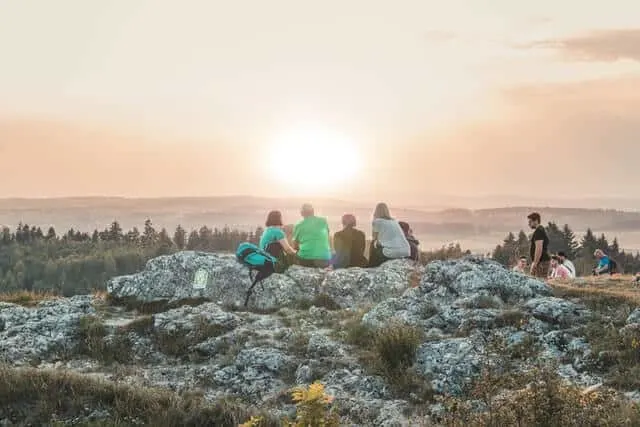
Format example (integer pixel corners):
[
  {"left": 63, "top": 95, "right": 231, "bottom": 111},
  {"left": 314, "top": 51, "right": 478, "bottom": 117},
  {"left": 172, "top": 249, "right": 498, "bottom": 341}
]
[{"left": 1, "top": 252, "right": 640, "bottom": 426}]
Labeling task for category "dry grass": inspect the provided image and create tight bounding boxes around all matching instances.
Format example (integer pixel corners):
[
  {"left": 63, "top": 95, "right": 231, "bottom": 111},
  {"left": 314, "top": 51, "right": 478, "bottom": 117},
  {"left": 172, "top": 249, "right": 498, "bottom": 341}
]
[
  {"left": 0, "top": 365, "right": 278, "bottom": 426},
  {"left": 153, "top": 315, "right": 231, "bottom": 358},
  {"left": 551, "top": 279, "right": 639, "bottom": 324},
  {"left": 107, "top": 295, "right": 212, "bottom": 315},
  {"left": 550, "top": 276, "right": 640, "bottom": 393},
  {"left": 76, "top": 316, "right": 133, "bottom": 364},
  {"left": 0, "top": 290, "right": 58, "bottom": 307},
  {"left": 440, "top": 364, "right": 640, "bottom": 427}
]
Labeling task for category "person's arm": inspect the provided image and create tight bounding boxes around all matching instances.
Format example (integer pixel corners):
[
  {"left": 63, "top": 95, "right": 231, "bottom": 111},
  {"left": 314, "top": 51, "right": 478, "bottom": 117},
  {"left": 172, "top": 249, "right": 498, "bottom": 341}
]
[
  {"left": 595, "top": 258, "right": 609, "bottom": 275},
  {"left": 371, "top": 220, "right": 380, "bottom": 246},
  {"left": 530, "top": 240, "right": 543, "bottom": 273},
  {"left": 279, "top": 238, "right": 297, "bottom": 255},
  {"left": 292, "top": 224, "right": 300, "bottom": 251},
  {"left": 325, "top": 220, "right": 333, "bottom": 252}
]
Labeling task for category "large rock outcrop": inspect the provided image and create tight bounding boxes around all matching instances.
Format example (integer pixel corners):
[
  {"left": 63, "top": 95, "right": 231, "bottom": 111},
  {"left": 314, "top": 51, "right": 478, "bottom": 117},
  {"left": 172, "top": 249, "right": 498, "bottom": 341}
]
[
  {"left": 0, "top": 254, "right": 623, "bottom": 426},
  {"left": 107, "top": 251, "right": 421, "bottom": 311},
  {"left": 0, "top": 295, "right": 95, "bottom": 364},
  {"left": 363, "top": 257, "right": 597, "bottom": 395}
]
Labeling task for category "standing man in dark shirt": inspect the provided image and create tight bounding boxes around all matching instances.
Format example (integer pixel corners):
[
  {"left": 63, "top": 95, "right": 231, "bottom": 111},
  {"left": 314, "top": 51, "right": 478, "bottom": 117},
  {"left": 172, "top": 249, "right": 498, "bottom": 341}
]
[{"left": 527, "top": 212, "right": 550, "bottom": 278}]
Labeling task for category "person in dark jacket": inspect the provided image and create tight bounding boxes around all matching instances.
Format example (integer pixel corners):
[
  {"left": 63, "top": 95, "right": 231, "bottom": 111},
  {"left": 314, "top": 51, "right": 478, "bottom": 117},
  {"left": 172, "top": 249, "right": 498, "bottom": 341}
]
[
  {"left": 399, "top": 221, "right": 420, "bottom": 261},
  {"left": 331, "top": 214, "right": 367, "bottom": 269}
]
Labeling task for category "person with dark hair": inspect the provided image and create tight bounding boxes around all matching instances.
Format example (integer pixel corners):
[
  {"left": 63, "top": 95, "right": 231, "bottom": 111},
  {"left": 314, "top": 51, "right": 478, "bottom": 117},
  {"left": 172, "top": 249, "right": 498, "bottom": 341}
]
[
  {"left": 512, "top": 256, "right": 528, "bottom": 273},
  {"left": 369, "top": 202, "right": 410, "bottom": 267},
  {"left": 527, "top": 212, "right": 550, "bottom": 278},
  {"left": 292, "top": 203, "right": 332, "bottom": 268},
  {"left": 331, "top": 214, "right": 367, "bottom": 269},
  {"left": 549, "top": 255, "right": 571, "bottom": 279},
  {"left": 557, "top": 251, "right": 576, "bottom": 278},
  {"left": 259, "top": 210, "right": 297, "bottom": 271},
  {"left": 398, "top": 221, "right": 420, "bottom": 261}
]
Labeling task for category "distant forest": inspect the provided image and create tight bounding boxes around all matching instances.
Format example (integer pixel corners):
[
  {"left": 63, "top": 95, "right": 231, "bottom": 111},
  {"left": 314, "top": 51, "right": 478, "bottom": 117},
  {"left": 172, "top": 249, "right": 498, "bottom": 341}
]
[
  {"left": 0, "top": 220, "right": 263, "bottom": 296},
  {"left": 0, "top": 219, "right": 633, "bottom": 297},
  {"left": 492, "top": 222, "right": 640, "bottom": 276}
]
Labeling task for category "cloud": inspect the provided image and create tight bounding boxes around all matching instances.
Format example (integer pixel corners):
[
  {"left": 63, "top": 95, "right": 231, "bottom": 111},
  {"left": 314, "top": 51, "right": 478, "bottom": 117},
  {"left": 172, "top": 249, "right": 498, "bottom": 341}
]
[{"left": 526, "top": 29, "right": 640, "bottom": 62}]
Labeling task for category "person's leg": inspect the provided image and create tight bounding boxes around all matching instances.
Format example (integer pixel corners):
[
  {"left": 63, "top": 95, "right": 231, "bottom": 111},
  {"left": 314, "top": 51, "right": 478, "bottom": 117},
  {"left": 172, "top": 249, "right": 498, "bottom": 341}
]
[{"left": 533, "top": 261, "right": 549, "bottom": 279}]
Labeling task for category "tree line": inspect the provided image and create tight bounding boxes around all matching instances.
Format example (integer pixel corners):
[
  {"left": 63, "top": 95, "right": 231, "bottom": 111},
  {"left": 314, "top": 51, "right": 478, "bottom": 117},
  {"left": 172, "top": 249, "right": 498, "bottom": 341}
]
[
  {"left": 492, "top": 222, "right": 640, "bottom": 276},
  {"left": 0, "top": 220, "right": 263, "bottom": 296}
]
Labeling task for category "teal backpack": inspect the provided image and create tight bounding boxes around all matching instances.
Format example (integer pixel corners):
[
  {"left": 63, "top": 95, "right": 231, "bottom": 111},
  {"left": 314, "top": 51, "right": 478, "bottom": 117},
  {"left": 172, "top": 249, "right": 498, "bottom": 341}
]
[{"left": 235, "top": 242, "right": 277, "bottom": 306}]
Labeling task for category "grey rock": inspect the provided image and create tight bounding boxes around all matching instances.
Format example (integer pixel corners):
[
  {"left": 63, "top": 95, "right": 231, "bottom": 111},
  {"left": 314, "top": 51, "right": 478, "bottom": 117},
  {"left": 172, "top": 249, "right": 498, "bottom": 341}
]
[
  {"left": 307, "top": 333, "right": 346, "bottom": 359},
  {"left": 627, "top": 308, "right": 640, "bottom": 325},
  {"left": 0, "top": 295, "right": 95, "bottom": 364},
  {"left": 524, "top": 297, "right": 591, "bottom": 325},
  {"left": 415, "top": 336, "right": 486, "bottom": 395},
  {"left": 153, "top": 302, "right": 242, "bottom": 335},
  {"left": 108, "top": 251, "right": 417, "bottom": 312}
]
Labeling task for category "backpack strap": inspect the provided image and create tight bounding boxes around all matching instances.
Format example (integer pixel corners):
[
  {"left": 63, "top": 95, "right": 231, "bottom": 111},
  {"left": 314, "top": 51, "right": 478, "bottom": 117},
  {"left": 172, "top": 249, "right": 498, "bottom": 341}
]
[{"left": 244, "top": 268, "right": 269, "bottom": 307}]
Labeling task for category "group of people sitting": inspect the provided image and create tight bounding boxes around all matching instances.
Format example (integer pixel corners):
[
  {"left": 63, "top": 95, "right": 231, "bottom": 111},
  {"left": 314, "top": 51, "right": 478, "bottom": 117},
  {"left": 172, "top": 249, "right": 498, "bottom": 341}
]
[
  {"left": 258, "top": 202, "right": 420, "bottom": 271},
  {"left": 512, "top": 248, "right": 617, "bottom": 279},
  {"left": 512, "top": 251, "right": 577, "bottom": 279}
]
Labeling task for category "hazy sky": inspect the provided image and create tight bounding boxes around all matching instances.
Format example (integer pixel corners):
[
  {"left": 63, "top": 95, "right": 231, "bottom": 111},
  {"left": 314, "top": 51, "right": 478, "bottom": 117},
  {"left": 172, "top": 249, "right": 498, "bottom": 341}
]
[{"left": 1, "top": 0, "right": 639, "bottom": 203}]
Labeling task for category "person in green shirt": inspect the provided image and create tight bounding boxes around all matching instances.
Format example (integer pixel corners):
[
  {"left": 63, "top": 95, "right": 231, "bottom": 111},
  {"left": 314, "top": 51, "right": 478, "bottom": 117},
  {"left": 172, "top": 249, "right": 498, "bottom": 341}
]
[{"left": 292, "top": 203, "right": 332, "bottom": 268}]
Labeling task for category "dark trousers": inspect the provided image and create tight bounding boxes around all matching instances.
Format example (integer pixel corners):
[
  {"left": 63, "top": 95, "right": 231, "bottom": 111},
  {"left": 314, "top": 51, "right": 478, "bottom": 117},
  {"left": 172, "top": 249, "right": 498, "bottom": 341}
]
[
  {"left": 368, "top": 243, "right": 389, "bottom": 268},
  {"left": 296, "top": 257, "right": 330, "bottom": 268},
  {"left": 532, "top": 261, "right": 550, "bottom": 278}
]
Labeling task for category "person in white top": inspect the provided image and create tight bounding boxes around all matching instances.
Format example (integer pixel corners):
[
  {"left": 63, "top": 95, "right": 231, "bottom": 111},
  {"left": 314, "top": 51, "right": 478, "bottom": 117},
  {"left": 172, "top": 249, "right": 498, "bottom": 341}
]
[
  {"left": 557, "top": 251, "right": 576, "bottom": 278},
  {"left": 549, "top": 255, "right": 571, "bottom": 279},
  {"left": 368, "top": 202, "right": 411, "bottom": 267}
]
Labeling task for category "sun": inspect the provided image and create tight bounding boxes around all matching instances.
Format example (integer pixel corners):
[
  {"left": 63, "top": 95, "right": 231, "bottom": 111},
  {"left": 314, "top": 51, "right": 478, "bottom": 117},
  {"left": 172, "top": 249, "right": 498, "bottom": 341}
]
[{"left": 268, "top": 125, "right": 361, "bottom": 191}]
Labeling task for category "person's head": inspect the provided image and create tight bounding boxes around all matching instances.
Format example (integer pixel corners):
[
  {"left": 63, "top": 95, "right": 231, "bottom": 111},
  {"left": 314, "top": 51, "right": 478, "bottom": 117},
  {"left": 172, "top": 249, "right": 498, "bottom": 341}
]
[
  {"left": 557, "top": 251, "right": 567, "bottom": 262},
  {"left": 341, "top": 214, "right": 357, "bottom": 229},
  {"left": 527, "top": 212, "right": 541, "bottom": 229},
  {"left": 517, "top": 256, "right": 527, "bottom": 269},
  {"left": 398, "top": 221, "right": 411, "bottom": 236},
  {"left": 373, "top": 202, "right": 392, "bottom": 220},
  {"left": 300, "top": 203, "right": 314, "bottom": 218},
  {"left": 550, "top": 255, "right": 559, "bottom": 268},
  {"left": 265, "top": 210, "right": 284, "bottom": 227},
  {"left": 594, "top": 249, "right": 605, "bottom": 259}
]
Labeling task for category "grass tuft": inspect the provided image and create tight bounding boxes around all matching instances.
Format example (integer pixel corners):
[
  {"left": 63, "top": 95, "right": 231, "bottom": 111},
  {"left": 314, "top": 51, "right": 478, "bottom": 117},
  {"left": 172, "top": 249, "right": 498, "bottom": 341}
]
[{"left": 0, "top": 365, "right": 278, "bottom": 426}]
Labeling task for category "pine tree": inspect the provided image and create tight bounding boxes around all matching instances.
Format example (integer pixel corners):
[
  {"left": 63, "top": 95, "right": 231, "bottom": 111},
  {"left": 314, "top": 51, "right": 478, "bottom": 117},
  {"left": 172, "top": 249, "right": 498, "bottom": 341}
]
[
  {"left": 609, "top": 237, "right": 620, "bottom": 257},
  {"left": 561, "top": 224, "right": 579, "bottom": 259},
  {"left": 142, "top": 219, "right": 158, "bottom": 248},
  {"left": 596, "top": 233, "right": 609, "bottom": 252},
  {"left": 173, "top": 225, "right": 187, "bottom": 250},
  {"left": 46, "top": 227, "right": 57, "bottom": 241},
  {"left": 186, "top": 230, "right": 200, "bottom": 250},
  {"left": 156, "top": 228, "right": 175, "bottom": 256},
  {"left": 0, "top": 227, "right": 12, "bottom": 245},
  {"left": 580, "top": 229, "right": 598, "bottom": 257},
  {"left": 109, "top": 221, "right": 124, "bottom": 242},
  {"left": 545, "top": 222, "right": 565, "bottom": 255},
  {"left": 126, "top": 227, "right": 141, "bottom": 244}
]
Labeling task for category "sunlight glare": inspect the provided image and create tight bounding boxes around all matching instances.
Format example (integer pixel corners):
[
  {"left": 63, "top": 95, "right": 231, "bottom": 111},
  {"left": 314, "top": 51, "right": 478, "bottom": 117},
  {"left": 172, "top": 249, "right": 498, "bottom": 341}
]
[{"left": 268, "top": 126, "right": 361, "bottom": 191}]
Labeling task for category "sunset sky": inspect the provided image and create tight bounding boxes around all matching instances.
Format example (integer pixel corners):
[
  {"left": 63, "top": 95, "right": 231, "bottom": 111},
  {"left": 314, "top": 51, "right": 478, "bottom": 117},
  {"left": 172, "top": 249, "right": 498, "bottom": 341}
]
[{"left": 1, "top": 0, "right": 639, "bottom": 204}]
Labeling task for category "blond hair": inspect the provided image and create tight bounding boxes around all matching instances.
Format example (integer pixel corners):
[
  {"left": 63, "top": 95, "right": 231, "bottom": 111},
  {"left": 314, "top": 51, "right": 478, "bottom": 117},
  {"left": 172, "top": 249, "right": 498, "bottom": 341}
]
[{"left": 373, "top": 202, "right": 392, "bottom": 220}]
